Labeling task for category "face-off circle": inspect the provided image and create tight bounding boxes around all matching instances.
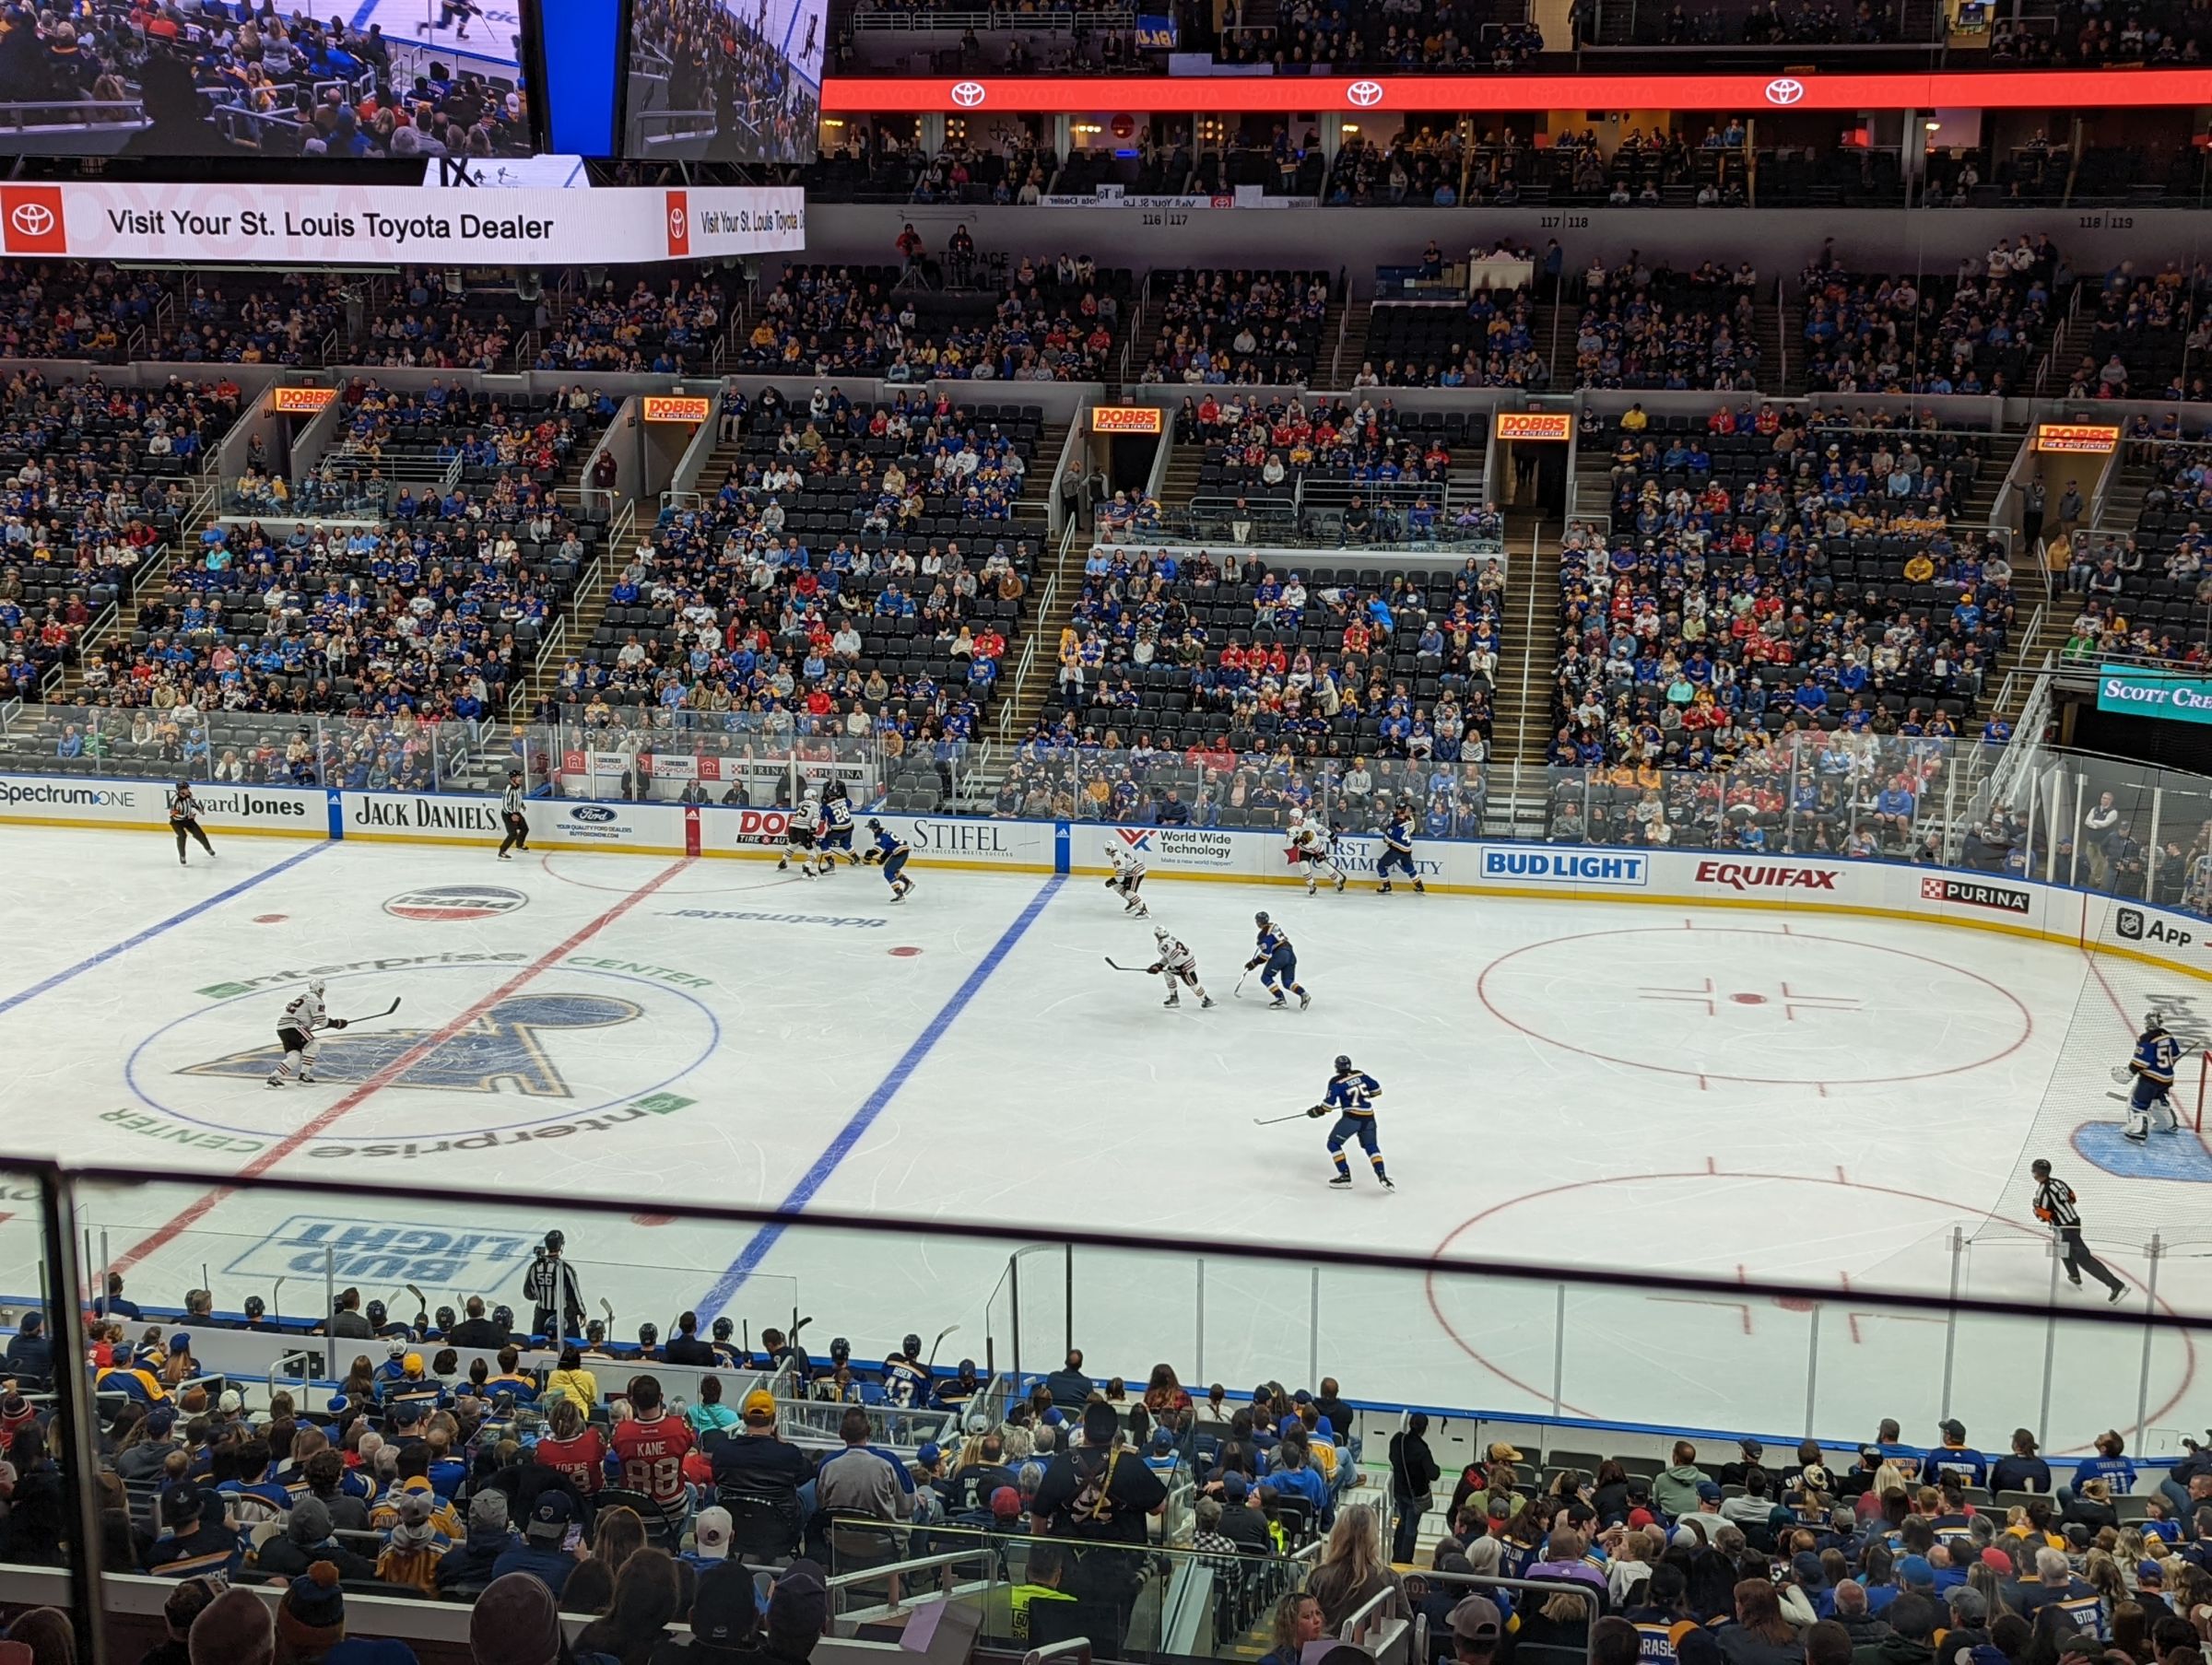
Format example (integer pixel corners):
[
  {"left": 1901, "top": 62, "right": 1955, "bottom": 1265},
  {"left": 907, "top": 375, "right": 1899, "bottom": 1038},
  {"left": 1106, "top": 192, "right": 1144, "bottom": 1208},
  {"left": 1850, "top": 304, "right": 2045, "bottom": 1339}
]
[
  {"left": 124, "top": 961, "right": 721, "bottom": 1143},
  {"left": 1425, "top": 1171, "right": 2194, "bottom": 1447},
  {"left": 1477, "top": 926, "right": 2032, "bottom": 1086}
]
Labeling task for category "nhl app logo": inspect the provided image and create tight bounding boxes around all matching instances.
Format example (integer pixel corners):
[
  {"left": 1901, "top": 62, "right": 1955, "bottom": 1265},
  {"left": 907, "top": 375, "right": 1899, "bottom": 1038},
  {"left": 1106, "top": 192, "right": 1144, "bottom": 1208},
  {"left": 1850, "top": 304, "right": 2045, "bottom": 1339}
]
[{"left": 383, "top": 884, "right": 530, "bottom": 922}]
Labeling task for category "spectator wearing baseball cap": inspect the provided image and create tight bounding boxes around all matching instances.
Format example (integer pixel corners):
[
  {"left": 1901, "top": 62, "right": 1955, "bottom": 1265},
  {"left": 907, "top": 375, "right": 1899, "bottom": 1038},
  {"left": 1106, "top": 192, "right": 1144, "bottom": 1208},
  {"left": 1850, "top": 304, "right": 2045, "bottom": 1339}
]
[
  {"left": 684, "top": 1506, "right": 735, "bottom": 1575},
  {"left": 765, "top": 1559, "right": 830, "bottom": 1665},
  {"left": 257, "top": 1495, "right": 379, "bottom": 1583},
  {"left": 2, "top": 1312, "right": 50, "bottom": 1384},
  {"left": 433, "top": 1491, "right": 516, "bottom": 1595},
  {"left": 492, "top": 1492, "right": 579, "bottom": 1599},
  {"left": 704, "top": 1387, "right": 813, "bottom": 1557},
  {"left": 1927, "top": 1423, "right": 1987, "bottom": 1489},
  {"left": 1450, "top": 1594, "right": 1505, "bottom": 1665},
  {"left": 142, "top": 1481, "right": 242, "bottom": 1580},
  {"left": 665, "top": 1560, "right": 765, "bottom": 1662}
]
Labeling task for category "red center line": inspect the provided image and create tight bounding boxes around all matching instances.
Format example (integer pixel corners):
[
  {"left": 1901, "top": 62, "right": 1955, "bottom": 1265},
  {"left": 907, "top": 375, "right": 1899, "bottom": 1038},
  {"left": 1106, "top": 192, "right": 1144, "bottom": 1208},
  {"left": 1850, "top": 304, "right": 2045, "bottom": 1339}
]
[{"left": 113, "top": 857, "right": 697, "bottom": 1271}]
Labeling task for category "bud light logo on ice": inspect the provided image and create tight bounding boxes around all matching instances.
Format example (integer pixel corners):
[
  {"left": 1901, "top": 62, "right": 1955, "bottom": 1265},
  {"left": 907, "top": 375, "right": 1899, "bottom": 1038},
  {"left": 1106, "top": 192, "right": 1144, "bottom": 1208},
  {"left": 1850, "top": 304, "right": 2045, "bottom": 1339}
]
[
  {"left": 1482, "top": 849, "right": 1650, "bottom": 886},
  {"left": 224, "top": 1216, "right": 536, "bottom": 1291}
]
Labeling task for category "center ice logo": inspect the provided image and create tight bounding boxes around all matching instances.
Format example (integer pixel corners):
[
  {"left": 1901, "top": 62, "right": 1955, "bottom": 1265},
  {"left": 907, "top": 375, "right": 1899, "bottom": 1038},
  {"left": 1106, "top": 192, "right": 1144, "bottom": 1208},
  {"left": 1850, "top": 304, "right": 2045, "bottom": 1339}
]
[{"left": 179, "top": 992, "right": 641, "bottom": 1096}]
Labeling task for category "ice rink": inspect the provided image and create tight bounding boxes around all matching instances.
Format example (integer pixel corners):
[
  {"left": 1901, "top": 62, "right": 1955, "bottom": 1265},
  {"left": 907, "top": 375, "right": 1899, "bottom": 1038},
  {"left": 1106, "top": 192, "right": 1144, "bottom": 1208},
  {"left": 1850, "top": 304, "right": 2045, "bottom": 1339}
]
[{"left": 3, "top": 822, "right": 2209, "bottom": 1450}]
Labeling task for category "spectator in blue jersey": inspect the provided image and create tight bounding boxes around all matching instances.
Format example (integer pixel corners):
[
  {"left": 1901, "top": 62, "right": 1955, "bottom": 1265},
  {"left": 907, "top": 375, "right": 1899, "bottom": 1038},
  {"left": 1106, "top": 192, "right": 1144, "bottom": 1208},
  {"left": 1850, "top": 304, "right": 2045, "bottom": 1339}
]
[
  {"left": 2062, "top": 1432, "right": 2136, "bottom": 1507},
  {"left": 141, "top": 1481, "right": 241, "bottom": 1579},
  {"left": 492, "top": 1493, "right": 580, "bottom": 1599},
  {"left": 1924, "top": 1423, "right": 1986, "bottom": 1488}
]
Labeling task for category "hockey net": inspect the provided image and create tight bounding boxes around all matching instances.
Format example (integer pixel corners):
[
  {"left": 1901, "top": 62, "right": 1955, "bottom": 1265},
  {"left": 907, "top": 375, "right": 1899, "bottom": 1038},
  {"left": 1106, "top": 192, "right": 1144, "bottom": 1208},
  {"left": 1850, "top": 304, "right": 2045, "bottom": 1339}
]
[{"left": 1972, "top": 890, "right": 2212, "bottom": 1275}]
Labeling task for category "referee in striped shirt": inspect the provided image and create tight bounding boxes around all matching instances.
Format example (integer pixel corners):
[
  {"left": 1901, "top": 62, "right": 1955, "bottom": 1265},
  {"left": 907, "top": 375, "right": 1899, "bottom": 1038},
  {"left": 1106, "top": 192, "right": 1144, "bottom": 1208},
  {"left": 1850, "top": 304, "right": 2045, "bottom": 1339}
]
[
  {"left": 497, "top": 769, "right": 530, "bottom": 860},
  {"left": 2030, "top": 1159, "right": 2127, "bottom": 1302}
]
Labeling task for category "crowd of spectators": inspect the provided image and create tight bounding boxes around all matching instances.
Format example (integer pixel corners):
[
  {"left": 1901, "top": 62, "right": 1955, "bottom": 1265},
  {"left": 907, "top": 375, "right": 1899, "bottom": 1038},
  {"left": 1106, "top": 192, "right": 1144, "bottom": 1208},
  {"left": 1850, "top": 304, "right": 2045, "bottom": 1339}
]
[
  {"left": 0, "top": 262, "right": 168, "bottom": 362},
  {"left": 0, "top": 12, "right": 529, "bottom": 160},
  {"left": 1006, "top": 544, "right": 1502, "bottom": 833},
  {"left": 1136, "top": 269, "right": 1335, "bottom": 388},
  {"left": 532, "top": 274, "right": 731, "bottom": 375},
  {"left": 2052, "top": 428, "right": 2212, "bottom": 680},
  {"left": 629, "top": 0, "right": 822, "bottom": 165},
  {"left": 2058, "top": 259, "right": 2212, "bottom": 405},
  {"left": 1989, "top": 0, "right": 2212, "bottom": 64},
  {"left": 1570, "top": 253, "right": 1765, "bottom": 391},
  {"left": 165, "top": 273, "right": 350, "bottom": 368},
  {"left": 736, "top": 255, "right": 1128, "bottom": 381},
  {"left": 1359, "top": 283, "right": 1547, "bottom": 391},
  {"left": 1798, "top": 236, "right": 2061, "bottom": 397},
  {"left": 547, "top": 386, "right": 1041, "bottom": 798},
  {"left": 1213, "top": 0, "right": 1544, "bottom": 71},
  {"left": 1549, "top": 402, "right": 2014, "bottom": 853}
]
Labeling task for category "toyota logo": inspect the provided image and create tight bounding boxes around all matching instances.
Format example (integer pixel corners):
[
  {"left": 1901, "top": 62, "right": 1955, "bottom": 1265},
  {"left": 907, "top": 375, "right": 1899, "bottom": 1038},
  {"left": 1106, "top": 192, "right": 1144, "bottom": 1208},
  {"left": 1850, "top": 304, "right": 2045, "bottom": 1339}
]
[
  {"left": 950, "top": 80, "right": 986, "bottom": 107},
  {"left": 1764, "top": 76, "right": 1806, "bottom": 104},
  {"left": 668, "top": 206, "right": 686, "bottom": 236},
  {"left": 1347, "top": 79, "right": 1384, "bottom": 107},
  {"left": 10, "top": 202, "right": 53, "bottom": 238}
]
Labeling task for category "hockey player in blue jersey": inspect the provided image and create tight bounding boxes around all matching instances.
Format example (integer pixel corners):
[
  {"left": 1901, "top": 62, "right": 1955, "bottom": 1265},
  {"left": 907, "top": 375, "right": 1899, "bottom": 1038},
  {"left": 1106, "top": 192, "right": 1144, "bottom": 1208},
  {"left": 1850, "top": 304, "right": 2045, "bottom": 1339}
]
[
  {"left": 1245, "top": 911, "right": 1312, "bottom": 1009},
  {"left": 2124, "top": 1011, "right": 2183, "bottom": 1142},
  {"left": 818, "top": 785, "right": 860, "bottom": 872},
  {"left": 1376, "top": 803, "right": 1425, "bottom": 895},
  {"left": 1303, "top": 1053, "right": 1393, "bottom": 1190},
  {"left": 864, "top": 818, "right": 916, "bottom": 902},
  {"left": 882, "top": 1333, "right": 931, "bottom": 1408}
]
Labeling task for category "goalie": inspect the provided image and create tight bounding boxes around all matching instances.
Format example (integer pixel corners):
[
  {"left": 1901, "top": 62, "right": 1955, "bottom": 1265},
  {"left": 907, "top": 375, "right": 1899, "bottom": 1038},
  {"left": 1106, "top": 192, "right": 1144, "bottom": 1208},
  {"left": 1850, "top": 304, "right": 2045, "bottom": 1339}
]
[
  {"left": 2122, "top": 1010, "right": 2183, "bottom": 1143},
  {"left": 265, "top": 979, "right": 347, "bottom": 1089}
]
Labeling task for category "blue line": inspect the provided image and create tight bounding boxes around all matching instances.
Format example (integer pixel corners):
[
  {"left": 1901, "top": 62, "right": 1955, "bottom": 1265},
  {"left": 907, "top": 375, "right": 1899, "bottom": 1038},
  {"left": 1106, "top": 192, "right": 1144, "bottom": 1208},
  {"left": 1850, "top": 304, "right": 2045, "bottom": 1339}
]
[
  {"left": 0, "top": 842, "right": 331, "bottom": 1021},
  {"left": 698, "top": 874, "right": 1065, "bottom": 1315}
]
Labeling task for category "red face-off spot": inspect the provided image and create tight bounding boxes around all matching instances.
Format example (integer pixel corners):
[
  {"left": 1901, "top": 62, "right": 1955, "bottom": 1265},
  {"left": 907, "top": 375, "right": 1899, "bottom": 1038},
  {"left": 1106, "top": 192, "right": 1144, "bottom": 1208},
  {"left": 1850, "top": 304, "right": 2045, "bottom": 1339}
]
[
  {"left": 631, "top": 1214, "right": 677, "bottom": 1226},
  {"left": 888, "top": 946, "right": 923, "bottom": 957},
  {"left": 254, "top": 914, "right": 288, "bottom": 924}
]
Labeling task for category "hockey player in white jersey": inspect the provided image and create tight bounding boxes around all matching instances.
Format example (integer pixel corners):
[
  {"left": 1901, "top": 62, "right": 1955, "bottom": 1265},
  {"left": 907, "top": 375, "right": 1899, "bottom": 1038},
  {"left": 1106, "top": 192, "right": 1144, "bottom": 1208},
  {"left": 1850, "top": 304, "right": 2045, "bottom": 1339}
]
[
  {"left": 265, "top": 980, "right": 348, "bottom": 1088},
  {"left": 779, "top": 791, "right": 820, "bottom": 878},
  {"left": 1105, "top": 844, "right": 1150, "bottom": 918},
  {"left": 1147, "top": 926, "right": 1213, "bottom": 1008},
  {"left": 1287, "top": 819, "right": 1348, "bottom": 896},
  {"left": 2123, "top": 1011, "right": 2183, "bottom": 1142}
]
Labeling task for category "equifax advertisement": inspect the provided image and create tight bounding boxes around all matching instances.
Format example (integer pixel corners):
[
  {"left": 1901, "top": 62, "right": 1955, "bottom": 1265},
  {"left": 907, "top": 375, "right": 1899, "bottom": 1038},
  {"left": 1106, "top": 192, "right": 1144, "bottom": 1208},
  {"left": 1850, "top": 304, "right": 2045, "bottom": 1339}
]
[{"left": 0, "top": 182, "right": 807, "bottom": 266}]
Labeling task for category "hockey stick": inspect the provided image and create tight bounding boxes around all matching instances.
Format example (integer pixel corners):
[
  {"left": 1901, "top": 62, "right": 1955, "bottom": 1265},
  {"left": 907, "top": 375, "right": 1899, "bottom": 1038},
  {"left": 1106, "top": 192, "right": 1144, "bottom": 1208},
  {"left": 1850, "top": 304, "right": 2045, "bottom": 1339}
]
[
  {"left": 1253, "top": 1109, "right": 1315, "bottom": 1126},
  {"left": 924, "top": 1323, "right": 959, "bottom": 1371},
  {"left": 1103, "top": 957, "right": 1151, "bottom": 972},
  {"left": 1233, "top": 969, "right": 1251, "bottom": 998},
  {"left": 338, "top": 998, "right": 403, "bottom": 1026}
]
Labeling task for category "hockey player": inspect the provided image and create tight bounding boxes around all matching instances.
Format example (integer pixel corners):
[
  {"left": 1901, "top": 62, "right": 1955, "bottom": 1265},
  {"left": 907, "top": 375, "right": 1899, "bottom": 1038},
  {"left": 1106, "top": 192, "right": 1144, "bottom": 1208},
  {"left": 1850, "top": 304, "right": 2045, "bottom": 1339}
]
[
  {"left": 497, "top": 771, "right": 529, "bottom": 859},
  {"left": 819, "top": 782, "right": 859, "bottom": 870},
  {"left": 2124, "top": 1011, "right": 2183, "bottom": 1143},
  {"left": 168, "top": 781, "right": 216, "bottom": 866},
  {"left": 1246, "top": 912, "right": 1312, "bottom": 1009},
  {"left": 265, "top": 979, "right": 347, "bottom": 1088},
  {"left": 1105, "top": 843, "right": 1150, "bottom": 918},
  {"left": 864, "top": 818, "right": 916, "bottom": 902},
  {"left": 883, "top": 1333, "right": 931, "bottom": 1408},
  {"left": 1376, "top": 802, "right": 1425, "bottom": 895},
  {"left": 1147, "top": 925, "right": 1214, "bottom": 1008},
  {"left": 1288, "top": 821, "right": 1348, "bottom": 896},
  {"left": 1303, "top": 1053, "right": 1393, "bottom": 1190},
  {"left": 779, "top": 792, "right": 820, "bottom": 877}
]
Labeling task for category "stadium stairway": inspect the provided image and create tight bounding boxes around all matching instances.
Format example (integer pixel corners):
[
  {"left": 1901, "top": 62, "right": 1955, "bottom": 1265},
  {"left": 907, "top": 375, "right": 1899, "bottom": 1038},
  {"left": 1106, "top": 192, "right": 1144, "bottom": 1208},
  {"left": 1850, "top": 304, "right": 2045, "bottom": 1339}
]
[
  {"left": 1489, "top": 510, "right": 1562, "bottom": 804},
  {"left": 45, "top": 476, "right": 223, "bottom": 703},
  {"left": 1331, "top": 299, "right": 1371, "bottom": 387}
]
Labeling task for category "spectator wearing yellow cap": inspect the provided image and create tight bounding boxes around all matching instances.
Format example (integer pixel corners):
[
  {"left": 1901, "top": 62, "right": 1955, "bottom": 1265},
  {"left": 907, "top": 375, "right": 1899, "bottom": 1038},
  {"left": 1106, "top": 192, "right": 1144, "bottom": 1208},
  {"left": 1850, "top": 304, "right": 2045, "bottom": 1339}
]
[{"left": 705, "top": 1387, "right": 815, "bottom": 1559}]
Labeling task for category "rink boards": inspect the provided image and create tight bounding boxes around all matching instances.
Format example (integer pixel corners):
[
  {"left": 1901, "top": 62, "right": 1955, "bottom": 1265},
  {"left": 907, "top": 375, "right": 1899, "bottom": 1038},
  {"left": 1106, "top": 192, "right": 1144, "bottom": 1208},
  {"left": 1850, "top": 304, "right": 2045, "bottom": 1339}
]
[{"left": 4, "top": 768, "right": 2206, "bottom": 986}]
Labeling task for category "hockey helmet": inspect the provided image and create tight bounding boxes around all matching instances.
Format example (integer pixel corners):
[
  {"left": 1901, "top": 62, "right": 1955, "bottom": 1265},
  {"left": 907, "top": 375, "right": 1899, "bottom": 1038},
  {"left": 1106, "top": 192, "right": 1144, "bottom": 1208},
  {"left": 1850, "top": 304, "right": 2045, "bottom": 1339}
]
[
  {"left": 544, "top": 1230, "right": 565, "bottom": 1252},
  {"left": 1154, "top": 925, "right": 1172, "bottom": 942},
  {"left": 2147, "top": 1010, "right": 2167, "bottom": 1032},
  {"left": 712, "top": 1317, "right": 735, "bottom": 1343},
  {"left": 867, "top": 818, "right": 884, "bottom": 833},
  {"left": 1254, "top": 910, "right": 1270, "bottom": 927},
  {"left": 435, "top": 1306, "right": 456, "bottom": 1334},
  {"left": 368, "top": 1303, "right": 389, "bottom": 1328},
  {"left": 902, "top": 1332, "right": 923, "bottom": 1360},
  {"left": 830, "top": 1336, "right": 852, "bottom": 1363},
  {"left": 175, "top": 779, "right": 190, "bottom": 791},
  {"left": 308, "top": 979, "right": 325, "bottom": 995},
  {"left": 638, "top": 1323, "right": 658, "bottom": 1348},
  {"left": 243, "top": 1295, "right": 265, "bottom": 1319},
  {"left": 491, "top": 1305, "right": 513, "bottom": 1331},
  {"left": 1334, "top": 1054, "right": 1354, "bottom": 1073}
]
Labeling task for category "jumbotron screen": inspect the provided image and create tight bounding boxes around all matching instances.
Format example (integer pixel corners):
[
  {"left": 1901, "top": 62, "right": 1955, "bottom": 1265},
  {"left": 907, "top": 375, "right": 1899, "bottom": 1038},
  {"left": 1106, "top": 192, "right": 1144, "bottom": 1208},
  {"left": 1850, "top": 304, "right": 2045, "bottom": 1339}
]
[
  {"left": 0, "top": 4, "right": 536, "bottom": 158},
  {"left": 622, "top": 0, "right": 824, "bottom": 163}
]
